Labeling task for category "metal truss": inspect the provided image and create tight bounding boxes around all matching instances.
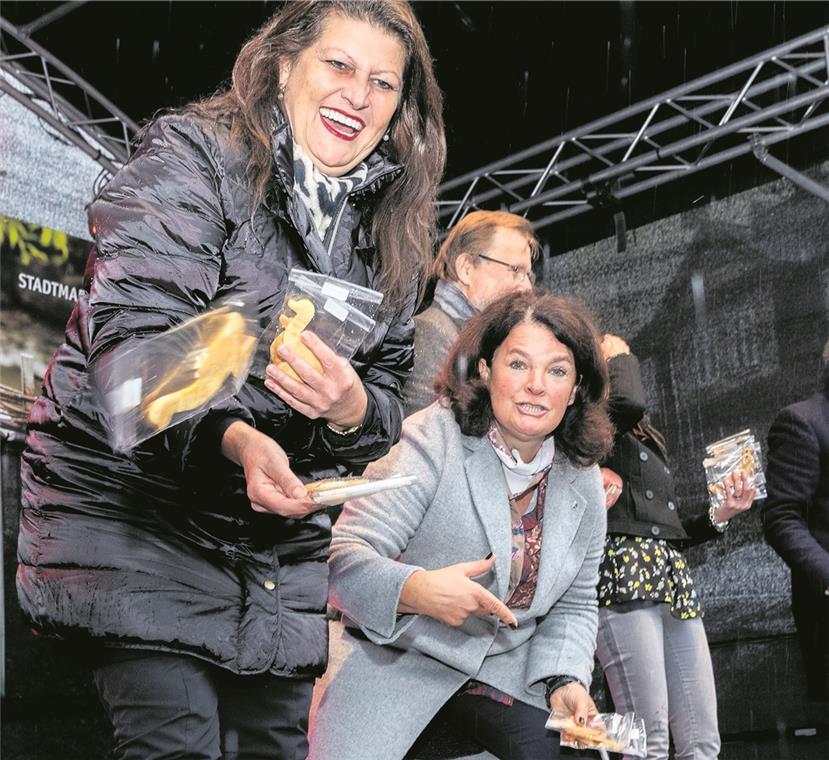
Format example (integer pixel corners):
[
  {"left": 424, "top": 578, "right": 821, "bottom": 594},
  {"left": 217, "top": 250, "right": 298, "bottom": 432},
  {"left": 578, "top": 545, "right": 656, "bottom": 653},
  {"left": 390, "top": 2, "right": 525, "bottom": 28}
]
[
  {"left": 438, "top": 25, "right": 829, "bottom": 232},
  {"left": 0, "top": 15, "right": 138, "bottom": 179}
]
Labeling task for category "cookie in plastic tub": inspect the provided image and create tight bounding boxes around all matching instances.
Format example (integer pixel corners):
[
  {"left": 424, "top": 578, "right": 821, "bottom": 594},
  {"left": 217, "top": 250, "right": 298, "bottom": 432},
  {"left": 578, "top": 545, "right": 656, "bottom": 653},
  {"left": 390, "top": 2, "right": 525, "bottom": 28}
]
[
  {"left": 546, "top": 710, "right": 647, "bottom": 757},
  {"left": 267, "top": 271, "right": 378, "bottom": 381}
]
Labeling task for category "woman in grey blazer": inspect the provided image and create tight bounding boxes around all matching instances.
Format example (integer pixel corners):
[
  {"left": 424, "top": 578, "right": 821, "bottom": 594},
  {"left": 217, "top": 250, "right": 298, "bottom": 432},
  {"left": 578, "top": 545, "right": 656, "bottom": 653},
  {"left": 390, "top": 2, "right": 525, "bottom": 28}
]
[{"left": 310, "top": 292, "right": 615, "bottom": 760}]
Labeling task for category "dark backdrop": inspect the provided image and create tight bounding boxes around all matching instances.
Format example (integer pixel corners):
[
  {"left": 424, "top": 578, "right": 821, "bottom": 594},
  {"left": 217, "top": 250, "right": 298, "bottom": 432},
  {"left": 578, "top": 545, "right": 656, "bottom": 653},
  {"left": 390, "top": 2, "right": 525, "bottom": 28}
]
[{"left": 543, "top": 159, "right": 829, "bottom": 733}]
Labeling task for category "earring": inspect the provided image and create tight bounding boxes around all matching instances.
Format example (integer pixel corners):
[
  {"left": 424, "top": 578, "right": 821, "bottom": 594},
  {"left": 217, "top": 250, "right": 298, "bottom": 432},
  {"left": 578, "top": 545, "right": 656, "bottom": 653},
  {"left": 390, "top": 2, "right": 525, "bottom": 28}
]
[{"left": 382, "top": 132, "right": 389, "bottom": 142}]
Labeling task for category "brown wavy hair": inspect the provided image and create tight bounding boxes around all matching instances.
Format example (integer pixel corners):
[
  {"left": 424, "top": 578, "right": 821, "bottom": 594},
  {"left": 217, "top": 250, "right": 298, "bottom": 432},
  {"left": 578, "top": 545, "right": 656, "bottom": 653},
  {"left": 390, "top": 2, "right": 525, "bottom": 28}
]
[
  {"left": 435, "top": 291, "right": 614, "bottom": 467},
  {"left": 191, "top": 0, "right": 446, "bottom": 307}
]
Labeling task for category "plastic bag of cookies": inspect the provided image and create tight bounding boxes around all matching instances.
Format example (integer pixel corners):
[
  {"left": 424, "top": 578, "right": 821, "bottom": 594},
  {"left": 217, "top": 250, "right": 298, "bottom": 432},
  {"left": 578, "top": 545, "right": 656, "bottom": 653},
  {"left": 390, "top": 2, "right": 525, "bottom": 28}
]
[
  {"left": 94, "top": 302, "right": 259, "bottom": 451},
  {"left": 546, "top": 709, "right": 647, "bottom": 757},
  {"left": 703, "top": 429, "right": 767, "bottom": 509},
  {"left": 267, "top": 270, "right": 381, "bottom": 381}
]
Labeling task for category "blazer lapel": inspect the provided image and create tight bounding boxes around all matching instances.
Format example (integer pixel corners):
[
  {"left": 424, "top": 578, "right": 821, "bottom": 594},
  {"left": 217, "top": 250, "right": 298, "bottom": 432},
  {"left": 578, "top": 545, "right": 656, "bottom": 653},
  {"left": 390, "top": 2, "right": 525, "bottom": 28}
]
[
  {"left": 532, "top": 455, "right": 589, "bottom": 609},
  {"left": 464, "top": 440, "right": 512, "bottom": 600}
]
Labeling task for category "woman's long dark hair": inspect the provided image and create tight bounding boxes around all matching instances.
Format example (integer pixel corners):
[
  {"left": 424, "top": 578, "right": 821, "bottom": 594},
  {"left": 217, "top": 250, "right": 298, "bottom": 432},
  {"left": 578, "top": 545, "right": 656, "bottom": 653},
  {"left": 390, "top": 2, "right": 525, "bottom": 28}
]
[
  {"left": 190, "top": 0, "right": 446, "bottom": 307},
  {"left": 436, "top": 291, "right": 614, "bottom": 467}
]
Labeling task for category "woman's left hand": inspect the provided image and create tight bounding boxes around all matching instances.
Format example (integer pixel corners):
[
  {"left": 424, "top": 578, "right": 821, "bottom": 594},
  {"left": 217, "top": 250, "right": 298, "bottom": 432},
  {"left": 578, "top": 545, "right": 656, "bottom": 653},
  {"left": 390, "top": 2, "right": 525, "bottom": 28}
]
[
  {"left": 548, "top": 681, "right": 599, "bottom": 727},
  {"left": 265, "top": 331, "right": 368, "bottom": 429},
  {"left": 715, "top": 467, "right": 756, "bottom": 522}
]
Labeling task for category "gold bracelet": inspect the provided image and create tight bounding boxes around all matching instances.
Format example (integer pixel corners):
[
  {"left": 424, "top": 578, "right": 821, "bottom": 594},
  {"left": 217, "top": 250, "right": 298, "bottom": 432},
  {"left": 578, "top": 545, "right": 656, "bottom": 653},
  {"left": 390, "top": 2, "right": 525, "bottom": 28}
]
[{"left": 326, "top": 421, "right": 362, "bottom": 436}]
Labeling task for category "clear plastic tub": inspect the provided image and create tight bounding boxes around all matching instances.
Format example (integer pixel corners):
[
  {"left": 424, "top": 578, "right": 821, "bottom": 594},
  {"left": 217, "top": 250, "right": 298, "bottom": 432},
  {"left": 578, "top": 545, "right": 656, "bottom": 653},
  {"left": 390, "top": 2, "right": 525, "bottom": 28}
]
[{"left": 266, "top": 270, "right": 379, "bottom": 380}]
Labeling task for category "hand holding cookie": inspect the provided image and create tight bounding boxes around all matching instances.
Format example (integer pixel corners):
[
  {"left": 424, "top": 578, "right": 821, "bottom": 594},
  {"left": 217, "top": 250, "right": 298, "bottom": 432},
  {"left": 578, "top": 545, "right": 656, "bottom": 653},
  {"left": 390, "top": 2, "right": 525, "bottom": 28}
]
[{"left": 266, "top": 331, "right": 367, "bottom": 429}]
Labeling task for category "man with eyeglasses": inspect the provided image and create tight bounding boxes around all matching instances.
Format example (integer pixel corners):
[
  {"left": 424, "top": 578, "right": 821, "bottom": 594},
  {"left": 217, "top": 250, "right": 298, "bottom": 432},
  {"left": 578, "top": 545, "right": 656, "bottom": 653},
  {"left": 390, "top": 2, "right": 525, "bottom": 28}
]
[{"left": 403, "top": 210, "right": 539, "bottom": 416}]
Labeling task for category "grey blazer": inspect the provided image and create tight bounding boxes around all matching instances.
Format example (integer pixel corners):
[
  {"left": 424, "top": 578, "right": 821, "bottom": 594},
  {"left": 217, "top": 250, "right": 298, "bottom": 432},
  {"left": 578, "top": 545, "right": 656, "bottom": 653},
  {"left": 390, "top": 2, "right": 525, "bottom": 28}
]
[{"left": 310, "top": 404, "right": 606, "bottom": 760}]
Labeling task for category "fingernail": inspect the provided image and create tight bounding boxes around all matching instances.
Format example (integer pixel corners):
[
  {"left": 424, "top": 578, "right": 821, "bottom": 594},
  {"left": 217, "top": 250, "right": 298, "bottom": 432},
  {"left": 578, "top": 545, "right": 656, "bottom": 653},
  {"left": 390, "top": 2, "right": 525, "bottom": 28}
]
[
  {"left": 578, "top": 716, "right": 586, "bottom": 726},
  {"left": 509, "top": 622, "right": 518, "bottom": 630},
  {"left": 485, "top": 552, "right": 493, "bottom": 559}
]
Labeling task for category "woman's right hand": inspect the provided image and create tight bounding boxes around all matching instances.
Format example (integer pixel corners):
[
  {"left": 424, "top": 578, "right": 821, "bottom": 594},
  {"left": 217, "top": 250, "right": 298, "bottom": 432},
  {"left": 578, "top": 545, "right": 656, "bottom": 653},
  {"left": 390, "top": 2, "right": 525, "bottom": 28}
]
[
  {"left": 398, "top": 555, "right": 518, "bottom": 628},
  {"left": 220, "top": 420, "right": 321, "bottom": 518}
]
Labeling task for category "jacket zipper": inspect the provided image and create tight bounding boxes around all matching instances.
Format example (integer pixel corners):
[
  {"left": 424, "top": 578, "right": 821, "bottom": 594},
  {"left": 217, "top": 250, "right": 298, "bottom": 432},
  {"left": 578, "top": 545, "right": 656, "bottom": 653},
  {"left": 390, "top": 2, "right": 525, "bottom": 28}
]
[
  {"left": 325, "top": 196, "right": 350, "bottom": 261},
  {"left": 325, "top": 166, "right": 401, "bottom": 262}
]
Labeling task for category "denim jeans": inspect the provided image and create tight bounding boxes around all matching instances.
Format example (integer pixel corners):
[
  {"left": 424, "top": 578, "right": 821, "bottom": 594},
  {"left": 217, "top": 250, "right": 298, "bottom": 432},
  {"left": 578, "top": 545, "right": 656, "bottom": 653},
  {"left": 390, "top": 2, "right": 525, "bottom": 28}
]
[
  {"left": 595, "top": 601, "right": 720, "bottom": 760},
  {"left": 92, "top": 649, "right": 313, "bottom": 760}
]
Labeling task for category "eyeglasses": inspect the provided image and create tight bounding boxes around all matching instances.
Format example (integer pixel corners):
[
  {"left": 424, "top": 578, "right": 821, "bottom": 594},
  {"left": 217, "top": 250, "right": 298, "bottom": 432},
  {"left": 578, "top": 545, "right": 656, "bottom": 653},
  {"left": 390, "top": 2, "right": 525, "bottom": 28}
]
[{"left": 475, "top": 253, "right": 536, "bottom": 285}]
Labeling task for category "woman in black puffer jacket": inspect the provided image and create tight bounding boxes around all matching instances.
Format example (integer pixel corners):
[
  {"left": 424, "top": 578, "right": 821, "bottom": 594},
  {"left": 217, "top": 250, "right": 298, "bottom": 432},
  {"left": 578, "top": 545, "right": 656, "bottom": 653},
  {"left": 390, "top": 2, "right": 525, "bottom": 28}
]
[{"left": 17, "top": 2, "right": 445, "bottom": 757}]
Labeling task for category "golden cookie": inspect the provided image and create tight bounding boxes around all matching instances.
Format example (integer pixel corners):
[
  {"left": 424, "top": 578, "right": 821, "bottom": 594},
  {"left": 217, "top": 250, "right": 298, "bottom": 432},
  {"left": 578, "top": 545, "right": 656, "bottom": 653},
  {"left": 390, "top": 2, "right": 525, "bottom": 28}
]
[
  {"left": 305, "top": 477, "right": 370, "bottom": 494},
  {"left": 269, "top": 297, "right": 323, "bottom": 380},
  {"left": 144, "top": 310, "right": 256, "bottom": 429}
]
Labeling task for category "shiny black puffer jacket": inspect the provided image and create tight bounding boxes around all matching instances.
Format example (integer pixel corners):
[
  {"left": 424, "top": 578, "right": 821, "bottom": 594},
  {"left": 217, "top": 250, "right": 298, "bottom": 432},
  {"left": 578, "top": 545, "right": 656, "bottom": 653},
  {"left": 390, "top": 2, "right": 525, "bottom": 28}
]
[{"left": 17, "top": 112, "right": 416, "bottom": 677}]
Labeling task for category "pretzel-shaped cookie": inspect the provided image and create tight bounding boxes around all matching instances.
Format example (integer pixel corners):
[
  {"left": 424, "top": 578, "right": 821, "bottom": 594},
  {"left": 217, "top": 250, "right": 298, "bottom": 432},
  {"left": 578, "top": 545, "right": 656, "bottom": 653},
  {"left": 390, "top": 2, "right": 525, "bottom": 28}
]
[{"left": 269, "top": 297, "right": 323, "bottom": 380}]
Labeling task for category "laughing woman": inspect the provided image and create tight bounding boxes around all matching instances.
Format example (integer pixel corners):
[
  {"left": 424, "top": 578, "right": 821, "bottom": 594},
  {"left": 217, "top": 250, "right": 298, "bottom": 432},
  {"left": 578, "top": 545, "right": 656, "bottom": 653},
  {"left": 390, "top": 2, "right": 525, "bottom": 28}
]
[
  {"left": 16, "top": 2, "right": 445, "bottom": 758},
  {"left": 310, "top": 292, "right": 614, "bottom": 760}
]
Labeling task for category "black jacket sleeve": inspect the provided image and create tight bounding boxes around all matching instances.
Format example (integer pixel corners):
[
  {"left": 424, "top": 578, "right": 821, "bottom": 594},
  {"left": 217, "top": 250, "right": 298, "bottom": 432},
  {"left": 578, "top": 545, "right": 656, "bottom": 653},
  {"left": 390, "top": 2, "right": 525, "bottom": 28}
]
[
  {"left": 316, "top": 274, "right": 418, "bottom": 468},
  {"left": 763, "top": 406, "right": 829, "bottom": 595},
  {"left": 607, "top": 353, "right": 647, "bottom": 435},
  {"left": 87, "top": 115, "right": 253, "bottom": 462},
  {"left": 680, "top": 511, "right": 724, "bottom": 546}
]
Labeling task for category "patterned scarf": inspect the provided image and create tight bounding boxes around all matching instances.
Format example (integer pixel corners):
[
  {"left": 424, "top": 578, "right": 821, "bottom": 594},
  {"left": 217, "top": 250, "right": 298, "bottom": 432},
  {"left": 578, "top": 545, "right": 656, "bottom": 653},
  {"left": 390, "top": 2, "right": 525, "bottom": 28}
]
[
  {"left": 292, "top": 141, "right": 368, "bottom": 243},
  {"left": 487, "top": 424, "right": 555, "bottom": 598}
]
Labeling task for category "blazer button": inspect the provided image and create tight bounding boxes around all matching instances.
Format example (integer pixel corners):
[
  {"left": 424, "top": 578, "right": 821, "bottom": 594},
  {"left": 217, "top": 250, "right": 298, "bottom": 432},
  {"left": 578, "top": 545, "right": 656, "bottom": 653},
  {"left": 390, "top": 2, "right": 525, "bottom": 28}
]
[
  {"left": 639, "top": 451, "right": 649, "bottom": 461},
  {"left": 668, "top": 501, "right": 676, "bottom": 511},
  {"left": 664, "top": 466, "right": 670, "bottom": 475},
  {"left": 651, "top": 525, "right": 661, "bottom": 536},
  {"left": 264, "top": 580, "right": 276, "bottom": 591},
  {"left": 645, "top": 489, "right": 654, "bottom": 499}
]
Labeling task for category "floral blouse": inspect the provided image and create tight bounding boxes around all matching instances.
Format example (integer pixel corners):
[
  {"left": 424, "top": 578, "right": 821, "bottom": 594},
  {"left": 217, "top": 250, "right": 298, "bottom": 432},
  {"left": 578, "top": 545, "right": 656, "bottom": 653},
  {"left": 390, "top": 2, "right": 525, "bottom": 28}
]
[{"left": 597, "top": 534, "right": 703, "bottom": 620}]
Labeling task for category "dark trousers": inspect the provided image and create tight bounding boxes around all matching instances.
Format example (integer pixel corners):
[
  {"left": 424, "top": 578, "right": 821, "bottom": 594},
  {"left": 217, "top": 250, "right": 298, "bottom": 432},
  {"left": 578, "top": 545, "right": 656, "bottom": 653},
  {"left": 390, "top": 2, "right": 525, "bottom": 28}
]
[
  {"left": 425, "top": 692, "right": 589, "bottom": 760},
  {"left": 92, "top": 649, "right": 313, "bottom": 760},
  {"left": 792, "top": 580, "right": 829, "bottom": 701}
]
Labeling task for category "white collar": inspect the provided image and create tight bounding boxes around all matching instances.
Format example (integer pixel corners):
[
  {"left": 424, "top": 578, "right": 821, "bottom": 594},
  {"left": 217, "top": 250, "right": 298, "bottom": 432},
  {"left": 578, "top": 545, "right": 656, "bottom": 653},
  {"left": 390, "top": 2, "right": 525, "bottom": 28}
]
[{"left": 487, "top": 423, "right": 556, "bottom": 496}]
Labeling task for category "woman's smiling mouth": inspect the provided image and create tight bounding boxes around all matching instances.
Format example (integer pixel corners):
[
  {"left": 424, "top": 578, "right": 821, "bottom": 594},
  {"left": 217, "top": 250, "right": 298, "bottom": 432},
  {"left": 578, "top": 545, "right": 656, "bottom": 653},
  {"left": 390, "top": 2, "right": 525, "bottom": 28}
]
[{"left": 320, "top": 107, "right": 365, "bottom": 140}]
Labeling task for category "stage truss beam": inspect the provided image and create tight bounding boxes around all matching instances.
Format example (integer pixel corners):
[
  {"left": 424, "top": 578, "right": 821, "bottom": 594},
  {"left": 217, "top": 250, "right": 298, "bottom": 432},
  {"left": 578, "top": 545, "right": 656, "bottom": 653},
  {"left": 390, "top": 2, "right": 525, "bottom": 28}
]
[
  {"left": 438, "top": 26, "right": 829, "bottom": 232},
  {"left": 0, "top": 16, "right": 137, "bottom": 178}
]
